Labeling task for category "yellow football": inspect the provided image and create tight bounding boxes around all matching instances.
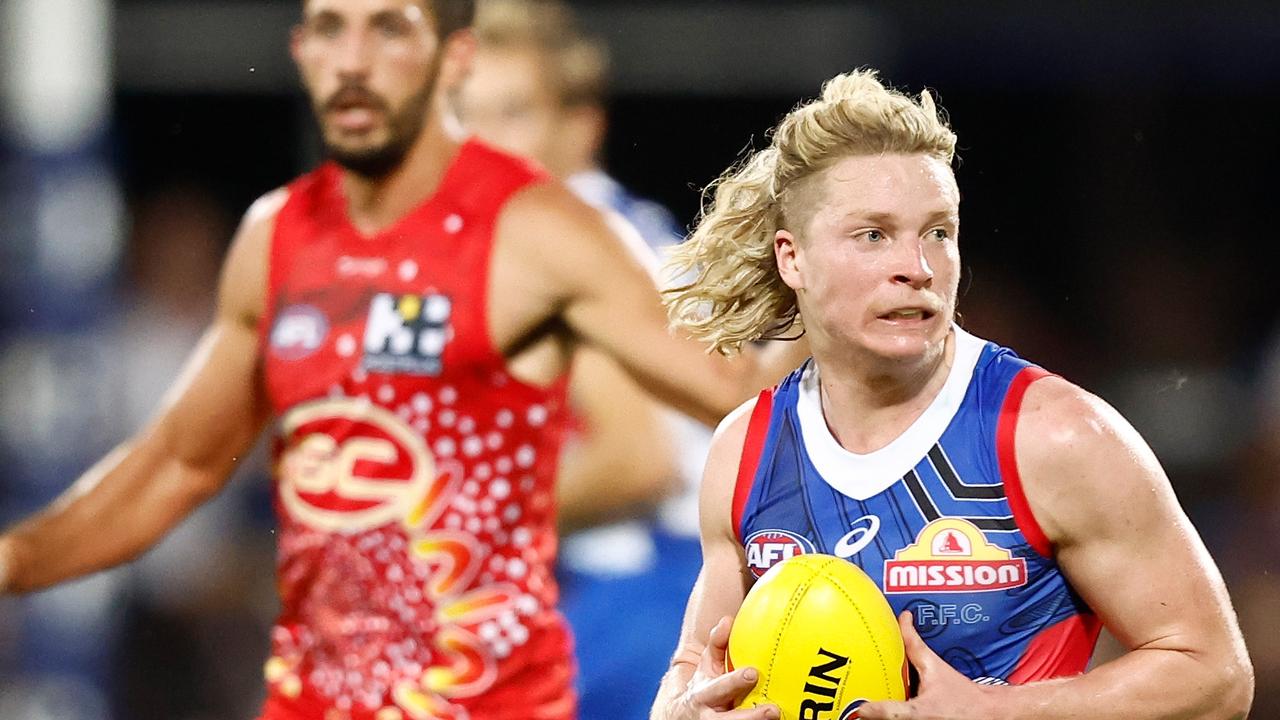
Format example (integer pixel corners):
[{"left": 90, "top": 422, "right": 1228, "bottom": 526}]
[{"left": 727, "top": 553, "right": 907, "bottom": 720}]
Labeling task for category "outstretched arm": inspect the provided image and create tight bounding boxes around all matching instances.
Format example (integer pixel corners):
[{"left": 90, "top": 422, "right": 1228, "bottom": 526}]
[
  {"left": 0, "top": 192, "right": 282, "bottom": 594},
  {"left": 858, "top": 376, "right": 1254, "bottom": 720},
  {"left": 651, "top": 399, "right": 779, "bottom": 720},
  {"left": 495, "top": 183, "right": 808, "bottom": 428}
]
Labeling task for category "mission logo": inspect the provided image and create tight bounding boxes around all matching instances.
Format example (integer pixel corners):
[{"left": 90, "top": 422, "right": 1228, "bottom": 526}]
[{"left": 883, "top": 518, "right": 1027, "bottom": 594}]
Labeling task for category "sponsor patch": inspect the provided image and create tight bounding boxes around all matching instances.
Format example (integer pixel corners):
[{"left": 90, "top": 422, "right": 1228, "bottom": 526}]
[
  {"left": 362, "top": 292, "right": 452, "bottom": 376},
  {"left": 270, "top": 304, "right": 329, "bottom": 360},
  {"left": 744, "top": 529, "right": 813, "bottom": 578},
  {"left": 883, "top": 518, "right": 1027, "bottom": 594}
]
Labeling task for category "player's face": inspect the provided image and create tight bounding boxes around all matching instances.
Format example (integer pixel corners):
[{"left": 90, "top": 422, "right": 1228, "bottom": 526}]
[
  {"left": 456, "top": 46, "right": 562, "bottom": 166},
  {"left": 777, "top": 153, "right": 960, "bottom": 364},
  {"left": 293, "top": 0, "right": 442, "bottom": 177}
]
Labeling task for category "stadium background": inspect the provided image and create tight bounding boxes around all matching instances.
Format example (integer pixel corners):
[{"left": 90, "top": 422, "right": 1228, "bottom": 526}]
[{"left": 1, "top": 1, "right": 1278, "bottom": 718}]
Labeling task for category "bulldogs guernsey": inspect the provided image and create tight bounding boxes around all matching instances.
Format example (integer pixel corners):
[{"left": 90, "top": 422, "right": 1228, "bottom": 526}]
[
  {"left": 259, "top": 140, "right": 574, "bottom": 720},
  {"left": 735, "top": 328, "right": 1102, "bottom": 684}
]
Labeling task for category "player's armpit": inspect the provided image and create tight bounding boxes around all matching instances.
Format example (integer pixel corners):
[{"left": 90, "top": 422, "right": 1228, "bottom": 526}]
[
  {"left": 989, "top": 376, "right": 1254, "bottom": 719},
  {"left": 0, "top": 191, "right": 281, "bottom": 595}
]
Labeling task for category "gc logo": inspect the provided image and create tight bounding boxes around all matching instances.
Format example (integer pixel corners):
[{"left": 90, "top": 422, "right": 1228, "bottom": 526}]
[{"left": 278, "top": 398, "right": 438, "bottom": 533}]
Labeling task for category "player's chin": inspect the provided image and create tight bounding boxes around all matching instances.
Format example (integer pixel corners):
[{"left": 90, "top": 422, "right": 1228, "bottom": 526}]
[
  {"left": 861, "top": 330, "right": 938, "bottom": 362},
  {"left": 325, "top": 131, "right": 389, "bottom": 155}
]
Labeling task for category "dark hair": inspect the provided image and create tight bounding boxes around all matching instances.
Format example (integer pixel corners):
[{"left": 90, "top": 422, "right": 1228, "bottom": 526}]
[{"left": 429, "top": 0, "right": 475, "bottom": 39}]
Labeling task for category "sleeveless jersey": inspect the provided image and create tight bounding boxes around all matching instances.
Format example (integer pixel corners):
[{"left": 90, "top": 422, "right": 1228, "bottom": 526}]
[
  {"left": 735, "top": 328, "right": 1101, "bottom": 684},
  {"left": 258, "top": 140, "right": 575, "bottom": 720}
]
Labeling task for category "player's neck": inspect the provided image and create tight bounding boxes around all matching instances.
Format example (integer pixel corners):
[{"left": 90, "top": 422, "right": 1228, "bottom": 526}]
[
  {"left": 811, "top": 332, "right": 955, "bottom": 454},
  {"left": 340, "top": 118, "right": 460, "bottom": 236}
]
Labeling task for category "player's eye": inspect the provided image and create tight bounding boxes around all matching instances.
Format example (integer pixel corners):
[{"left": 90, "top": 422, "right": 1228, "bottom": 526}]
[
  {"left": 863, "top": 230, "right": 884, "bottom": 243},
  {"left": 928, "top": 227, "right": 949, "bottom": 241},
  {"left": 309, "top": 13, "right": 343, "bottom": 38},
  {"left": 372, "top": 13, "right": 411, "bottom": 38}
]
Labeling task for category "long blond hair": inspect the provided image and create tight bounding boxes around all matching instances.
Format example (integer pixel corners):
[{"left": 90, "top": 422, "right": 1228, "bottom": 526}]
[{"left": 664, "top": 69, "right": 957, "bottom": 355}]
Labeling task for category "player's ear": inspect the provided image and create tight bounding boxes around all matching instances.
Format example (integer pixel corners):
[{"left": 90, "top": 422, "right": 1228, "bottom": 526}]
[
  {"left": 776, "top": 229, "right": 804, "bottom": 291},
  {"left": 565, "top": 105, "right": 606, "bottom": 154},
  {"left": 289, "top": 24, "right": 306, "bottom": 68},
  {"left": 437, "top": 29, "right": 477, "bottom": 94}
]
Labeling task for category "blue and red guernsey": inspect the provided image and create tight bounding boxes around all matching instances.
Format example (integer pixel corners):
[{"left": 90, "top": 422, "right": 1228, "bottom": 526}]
[{"left": 735, "top": 328, "right": 1101, "bottom": 685}]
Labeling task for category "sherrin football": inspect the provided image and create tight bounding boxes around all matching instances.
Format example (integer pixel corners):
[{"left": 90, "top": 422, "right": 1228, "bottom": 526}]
[{"left": 727, "top": 553, "right": 907, "bottom": 720}]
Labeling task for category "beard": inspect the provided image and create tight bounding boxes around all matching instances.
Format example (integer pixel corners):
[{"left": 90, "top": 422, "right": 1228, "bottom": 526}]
[{"left": 317, "top": 66, "right": 439, "bottom": 179}]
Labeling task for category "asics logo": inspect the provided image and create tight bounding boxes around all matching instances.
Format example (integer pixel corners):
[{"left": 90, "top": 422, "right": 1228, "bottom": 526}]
[{"left": 833, "top": 515, "right": 881, "bottom": 559}]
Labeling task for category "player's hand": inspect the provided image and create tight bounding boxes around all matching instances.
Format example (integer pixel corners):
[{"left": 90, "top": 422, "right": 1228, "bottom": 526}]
[
  {"left": 675, "top": 616, "right": 780, "bottom": 720},
  {"left": 855, "top": 612, "right": 1001, "bottom": 720}
]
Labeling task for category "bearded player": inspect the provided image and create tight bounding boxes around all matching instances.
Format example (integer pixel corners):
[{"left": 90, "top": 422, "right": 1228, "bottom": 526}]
[
  {"left": 0, "top": 2, "right": 805, "bottom": 719},
  {"left": 650, "top": 70, "right": 1252, "bottom": 720}
]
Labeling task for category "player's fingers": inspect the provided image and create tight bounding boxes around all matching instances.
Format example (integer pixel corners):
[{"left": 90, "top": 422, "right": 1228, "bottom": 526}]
[
  {"left": 701, "top": 616, "right": 733, "bottom": 675},
  {"left": 715, "top": 702, "right": 781, "bottom": 720},
  {"left": 897, "top": 611, "right": 938, "bottom": 673},
  {"left": 708, "top": 615, "right": 732, "bottom": 651},
  {"left": 692, "top": 666, "right": 760, "bottom": 709},
  {"left": 851, "top": 700, "right": 912, "bottom": 719}
]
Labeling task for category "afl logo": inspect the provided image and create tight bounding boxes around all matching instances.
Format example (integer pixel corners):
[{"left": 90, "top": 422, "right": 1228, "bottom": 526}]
[
  {"left": 270, "top": 304, "right": 328, "bottom": 360},
  {"left": 278, "top": 398, "right": 440, "bottom": 533},
  {"left": 744, "top": 529, "right": 814, "bottom": 578}
]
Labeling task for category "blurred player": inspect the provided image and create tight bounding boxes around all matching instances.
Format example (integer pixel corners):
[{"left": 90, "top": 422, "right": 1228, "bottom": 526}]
[
  {"left": 650, "top": 70, "right": 1253, "bottom": 720},
  {"left": 456, "top": 2, "right": 709, "bottom": 718},
  {"left": 0, "top": 2, "right": 806, "bottom": 719}
]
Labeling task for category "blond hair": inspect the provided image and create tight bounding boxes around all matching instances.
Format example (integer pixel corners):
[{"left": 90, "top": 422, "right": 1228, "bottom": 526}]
[
  {"left": 474, "top": 0, "right": 607, "bottom": 107},
  {"left": 664, "top": 69, "right": 958, "bottom": 355}
]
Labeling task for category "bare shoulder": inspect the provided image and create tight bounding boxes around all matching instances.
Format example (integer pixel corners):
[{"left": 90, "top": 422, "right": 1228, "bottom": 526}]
[
  {"left": 495, "top": 181, "right": 640, "bottom": 275},
  {"left": 219, "top": 187, "right": 290, "bottom": 327},
  {"left": 1015, "top": 374, "right": 1174, "bottom": 547},
  {"left": 699, "top": 396, "right": 763, "bottom": 538},
  {"left": 498, "top": 180, "right": 602, "bottom": 235}
]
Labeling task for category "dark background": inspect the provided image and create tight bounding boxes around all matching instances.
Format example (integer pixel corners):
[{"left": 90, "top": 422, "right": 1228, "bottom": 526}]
[{"left": 2, "top": 2, "right": 1279, "bottom": 719}]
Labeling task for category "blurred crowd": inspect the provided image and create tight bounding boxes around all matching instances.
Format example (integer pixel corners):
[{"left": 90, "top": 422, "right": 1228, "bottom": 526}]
[{"left": 1, "top": 1, "right": 1278, "bottom": 718}]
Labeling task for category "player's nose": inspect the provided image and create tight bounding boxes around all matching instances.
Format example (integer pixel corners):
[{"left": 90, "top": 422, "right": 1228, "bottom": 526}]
[
  {"left": 333, "top": 29, "right": 375, "bottom": 77},
  {"left": 890, "top": 237, "right": 934, "bottom": 289}
]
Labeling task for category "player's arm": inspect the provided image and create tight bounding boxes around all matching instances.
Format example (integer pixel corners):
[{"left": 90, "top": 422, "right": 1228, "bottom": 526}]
[
  {"left": 651, "top": 399, "right": 779, "bottom": 720},
  {"left": 556, "top": 347, "right": 682, "bottom": 532},
  {"left": 497, "top": 183, "right": 807, "bottom": 427},
  {"left": 858, "top": 377, "right": 1253, "bottom": 720},
  {"left": 0, "top": 192, "right": 282, "bottom": 595}
]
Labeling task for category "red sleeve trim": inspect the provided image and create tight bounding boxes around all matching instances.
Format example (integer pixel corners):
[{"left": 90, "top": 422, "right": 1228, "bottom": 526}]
[
  {"left": 997, "top": 366, "right": 1054, "bottom": 558},
  {"left": 732, "top": 389, "right": 775, "bottom": 543},
  {"left": 1007, "top": 612, "right": 1103, "bottom": 684}
]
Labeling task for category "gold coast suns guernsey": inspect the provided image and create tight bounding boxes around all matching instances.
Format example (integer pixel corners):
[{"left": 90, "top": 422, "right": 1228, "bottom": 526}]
[{"left": 258, "top": 140, "right": 573, "bottom": 720}]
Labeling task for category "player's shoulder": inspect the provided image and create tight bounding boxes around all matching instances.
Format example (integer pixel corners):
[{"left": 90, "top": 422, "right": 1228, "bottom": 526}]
[
  {"left": 1014, "top": 373, "right": 1168, "bottom": 540},
  {"left": 495, "top": 178, "right": 627, "bottom": 274},
  {"left": 227, "top": 187, "right": 290, "bottom": 259},
  {"left": 698, "top": 396, "right": 762, "bottom": 537},
  {"left": 501, "top": 176, "right": 600, "bottom": 229},
  {"left": 1017, "top": 374, "right": 1131, "bottom": 457},
  {"left": 243, "top": 187, "right": 290, "bottom": 232}
]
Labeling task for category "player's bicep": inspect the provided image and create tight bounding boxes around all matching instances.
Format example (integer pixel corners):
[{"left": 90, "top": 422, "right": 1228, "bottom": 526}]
[
  {"left": 1017, "top": 380, "right": 1244, "bottom": 656},
  {"left": 142, "top": 191, "right": 278, "bottom": 478},
  {"left": 671, "top": 400, "right": 757, "bottom": 662}
]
